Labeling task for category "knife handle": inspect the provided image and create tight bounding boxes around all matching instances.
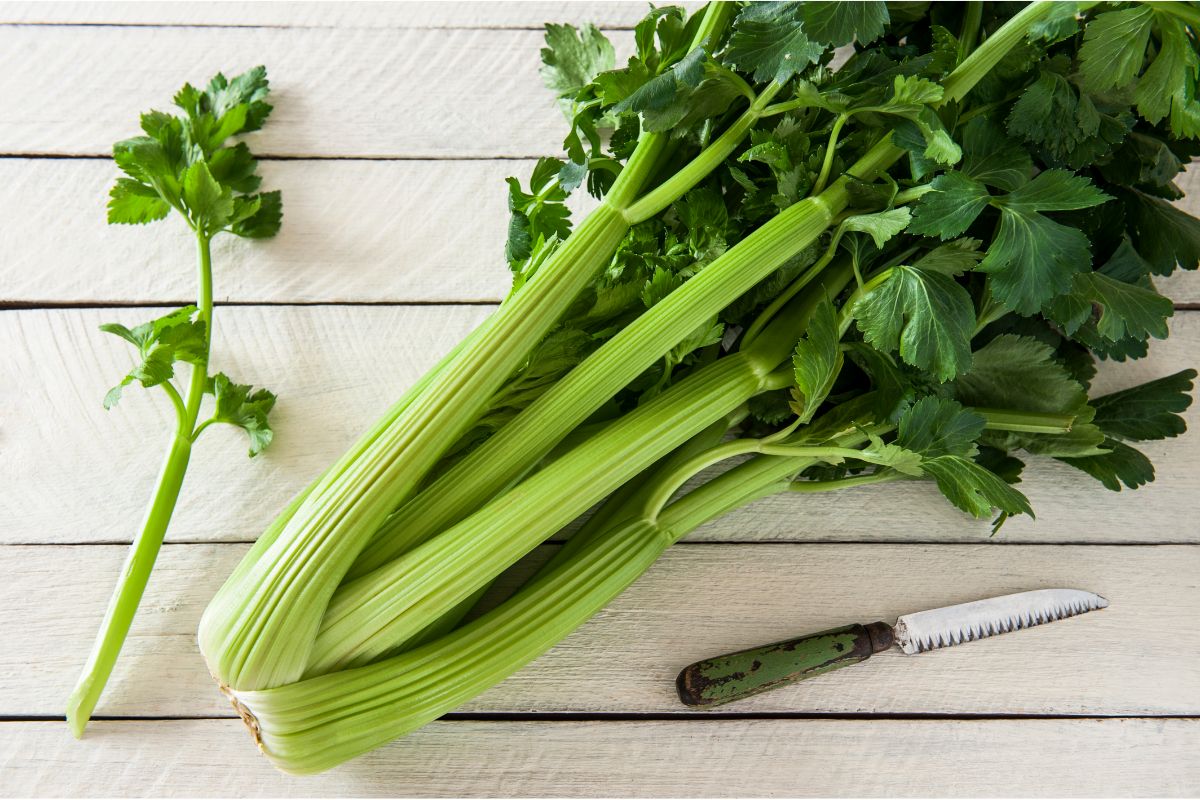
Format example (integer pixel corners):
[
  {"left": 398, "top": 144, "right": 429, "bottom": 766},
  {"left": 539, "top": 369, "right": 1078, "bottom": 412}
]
[{"left": 676, "top": 621, "right": 894, "bottom": 707}]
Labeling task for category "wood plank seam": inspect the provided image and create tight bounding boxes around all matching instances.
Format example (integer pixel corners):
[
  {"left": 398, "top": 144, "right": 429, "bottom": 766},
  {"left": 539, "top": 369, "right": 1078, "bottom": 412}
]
[{"left": 2, "top": 714, "right": 1200, "bottom": 724}]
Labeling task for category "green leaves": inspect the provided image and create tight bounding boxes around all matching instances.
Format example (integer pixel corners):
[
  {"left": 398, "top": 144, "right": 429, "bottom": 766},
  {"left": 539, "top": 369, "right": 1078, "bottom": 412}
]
[
  {"left": 540, "top": 23, "right": 616, "bottom": 110},
  {"left": 108, "top": 178, "right": 172, "bottom": 225},
  {"left": 99, "top": 307, "right": 207, "bottom": 409},
  {"left": 799, "top": 1, "right": 889, "bottom": 48},
  {"left": 919, "top": 455, "right": 1034, "bottom": 523},
  {"left": 107, "top": 66, "right": 281, "bottom": 240},
  {"left": 204, "top": 373, "right": 277, "bottom": 457},
  {"left": 1119, "top": 9, "right": 1200, "bottom": 138},
  {"left": 1045, "top": 270, "right": 1173, "bottom": 342},
  {"left": 1123, "top": 189, "right": 1200, "bottom": 275},
  {"left": 1059, "top": 439, "right": 1155, "bottom": 491},
  {"left": 183, "top": 160, "right": 234, "bottom": 237},
  {"left": 954, "top": 334, "right": 1103, "bottom": 458},
  {"left": 961, "top": 118, "right": 1031, "bottom": 192},
  {"left": 897, "top": 396, "right": 985, "bottom": 459},
  {"left": 907, "top": 172, "right": 991, "bottom": 239},
  {"left": 1078, "top": 5, "right": 1155, "bottom": 93},
  {"left": 1057, "top": 369, "right": 1195, "bottom": 492},
  {"left": 723, "top": 2, "right": 825, "bottom": 84},
  {"left": 979, "top": 170, "right": 1110, "bottom": 314},
  {"left": 1007, "top": 65, "right": 1131, "bottom": 169},
  {"left": 953, "top": 335, "right": 1087, "bottom": 417},
  {"left": 852, "top": 263, "right": 975, "bottom": 382},
  {"left": 1091, "top": 369, "right": 1196, "bottom": 442},
  {"left": 505, "top": 157, "right": 574, "bottom": 273},
  {"left": 841, "top": 208, "right": 911, "bottom": 249},
  {"left": 790, "top": 296, "right": 842, "bottom": 423},
  {"left": 894, "top": 397, "right": 1032, "bottom": 525}
]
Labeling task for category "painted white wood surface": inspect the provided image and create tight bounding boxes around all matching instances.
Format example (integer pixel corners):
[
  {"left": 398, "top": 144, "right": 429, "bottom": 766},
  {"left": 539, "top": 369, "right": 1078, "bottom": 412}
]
[
  {"left": 5, "top": 543, "right": 1196, "bottom": 718},
  {"left": 3, "top": 719, "right": 1197, "bottom": 798},
  {"left": 3, "top": 306, "right": 1196, "bottom": 545},
  {"left": 0, "top": 159, "right": 525, "bottom": 304},
  {"left": 2, "top": 157, "right": 1197, "bottom": 305},
  {"left": 0, "top": 1, "right": 701, "bottom": 28},
  {"left": 0, "top": 25, "right": 615, "bottom": 157}
]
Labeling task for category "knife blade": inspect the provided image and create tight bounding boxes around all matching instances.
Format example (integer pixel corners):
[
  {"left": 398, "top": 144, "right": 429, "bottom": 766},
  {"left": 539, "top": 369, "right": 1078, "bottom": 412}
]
[{"left": 676, "top": 588, "right": 1109, "bottom": 708}]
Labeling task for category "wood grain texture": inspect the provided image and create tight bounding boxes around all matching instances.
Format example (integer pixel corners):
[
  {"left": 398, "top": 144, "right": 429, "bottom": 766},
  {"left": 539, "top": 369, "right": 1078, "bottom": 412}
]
[
  {"left": 2, "top": 718, "right": 1196, "bottom": 797},
  {"left": 3, "top": 306, "right": 1196, "bottom": 545},
  {"left": 3, "top": 156, "right": 1198, "bottom": 305},
  {"left": 5, "top": 543, "right": 1196, "bottom": 718},
  {"left": 0, "top": 1, "right": 701, "bottom": 28},
  {"left": 0, "top": 25, "right": 603, "bottom": 157},
  {"left": 0, "top": 159, "right": 525, "bottom": 304}
]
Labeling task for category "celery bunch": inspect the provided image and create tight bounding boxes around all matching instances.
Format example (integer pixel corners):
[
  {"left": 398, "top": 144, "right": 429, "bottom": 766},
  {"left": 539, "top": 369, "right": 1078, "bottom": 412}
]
[{"left": 192, "top": 2, "right": 1196, "bottom": 773}]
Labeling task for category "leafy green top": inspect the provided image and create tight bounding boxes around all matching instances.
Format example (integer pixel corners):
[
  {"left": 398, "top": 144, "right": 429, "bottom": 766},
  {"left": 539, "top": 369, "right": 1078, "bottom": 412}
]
[{"left": 501, "top": 1, "right": 1198, "bottom": 529}]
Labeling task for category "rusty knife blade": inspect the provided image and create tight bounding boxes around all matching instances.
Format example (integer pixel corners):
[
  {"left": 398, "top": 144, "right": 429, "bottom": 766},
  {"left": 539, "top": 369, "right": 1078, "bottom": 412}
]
[{"left": 893, "top": 588, "right": 1109, "bottom": 655}]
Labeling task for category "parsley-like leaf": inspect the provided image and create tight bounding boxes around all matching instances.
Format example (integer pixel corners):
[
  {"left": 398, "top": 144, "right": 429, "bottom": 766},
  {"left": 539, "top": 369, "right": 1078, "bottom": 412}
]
[
  {"left": 1090, "top": 369, "right": 1196, "bottom": 442},
  {"left": 979, "top": 169, "right": 1110, "bottom": 314},
  {"left": 1058, "top": 439, "right": 1155, "bottom": 491},
  {"left": 205, "top": 373, "right": 277, "bottom": 457},
  {"left": 853, "top": 264, "right": 976, "bottom": 382},
  {"left": 1078, "top": 5, "right": 1155, "bottom": 93},
  {"left": 108, "top": 178, "right": 172, "bottom": 225},
  {"left": 920, "top": 455, "right": 1034, "bottom": 522},
  {"left": 841, "top": 208, "right": 912, "bottom": 249},
  {"left": 953, "top": 334, "right": 1088, "bottom": 416},
  {"left": 1122, "top": 189, "right": 1200, "bottom": 275},
  {"left": 961, "top": 117, "right": 1031, "bottom": 192},
  {"left": 907, "top": 172, "right": 991, "bottom": 240},
  {"left": 790, "top": 295, "right": 842, "bottom": 423},
  {"left": 540, "top": 23, "right": 615, "bottom": 112},
  {"left": 100, "top": 307, "right": 207, "bottom": 409},
  {"left": 799, "top": 1, "right": 889, "bottom": 47},
  {"left": 1044, "top": 271, "right": 1173, "bottom": 342},
  {"left": 723, "top": 2, "right": 825, "bottom": 84},
  {"left": 897, "top": 396, "right": 986, "bottom": 459}
]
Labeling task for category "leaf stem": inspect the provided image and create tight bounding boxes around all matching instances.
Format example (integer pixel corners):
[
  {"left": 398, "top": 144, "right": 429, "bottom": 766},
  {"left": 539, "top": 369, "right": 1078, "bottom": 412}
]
[
  {"left": 184, "top": 233, "right": 214, "bottom": 430},
  {"left": 941, "top": 1, "right": 1076, "bottom": 104},
  {"left": 67, "top": 231, "right": 215, "bottom": 736},
  {"left": 159, "top": 380, "right": 188, "bottom": 434},
  {"left": 811, "top": 113, "right": 849, "bottom": 196},
  {"left": 958, "top": 1, "right": 984, "bottom": 60},
  {"left": 894, "top": 184, "right": 934, "bottom": 205},
  {"left": 790, "top": 470, "right": 904, "bottom": 493},
  {"left": 65, "top": 432, "right": 193, "bottom": 737},
  {"left": 624, "top": 81, "right": 784, "bottom": 224}
]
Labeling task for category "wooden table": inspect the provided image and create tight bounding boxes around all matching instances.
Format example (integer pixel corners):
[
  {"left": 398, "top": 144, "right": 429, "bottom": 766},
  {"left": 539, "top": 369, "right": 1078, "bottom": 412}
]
[{"left": 1, "top": 2, "right": 1198, "bottom": 796}]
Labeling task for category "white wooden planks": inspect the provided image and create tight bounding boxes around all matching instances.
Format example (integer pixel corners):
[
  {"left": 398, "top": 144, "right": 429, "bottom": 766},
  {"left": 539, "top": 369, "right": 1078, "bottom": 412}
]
[
  {"left": 4, "top": 544, "right": 1195, "bottom": 719},
  {"left": 0, "top": 158, "right": 522, "bottom": 305},
  {"left": 5, "top": 543, "right": 1197, "bottom": 718},
  {"left": 3, "top": 305, "right": 1196, "bottom": 545},
  {"left": 0, "top": 25, "right": 584, "bottom": 157},
  {"left": 3, "top": 156, "right": 1198, "bottom": 305},
  {"left": 2, "top": 718, "right": 1196, "bottom": 797},
  {"left": 0, "top": 304, "right": 491, "bottom": 544},
  {"left": 0, "top": 2, "right": 700, "bottom": 29}
]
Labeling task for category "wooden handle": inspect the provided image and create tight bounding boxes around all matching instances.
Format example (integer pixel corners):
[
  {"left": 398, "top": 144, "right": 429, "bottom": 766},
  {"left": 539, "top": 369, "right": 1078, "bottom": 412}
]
[{"left": 676, "top": 621, "right": 894, "bottom": 707}]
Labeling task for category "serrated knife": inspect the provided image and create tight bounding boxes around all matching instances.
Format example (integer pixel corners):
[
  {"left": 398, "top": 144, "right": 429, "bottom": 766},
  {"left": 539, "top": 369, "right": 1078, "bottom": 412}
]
[{"left": 676, "top": 588, "right": 1108, "bottom": 707}]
